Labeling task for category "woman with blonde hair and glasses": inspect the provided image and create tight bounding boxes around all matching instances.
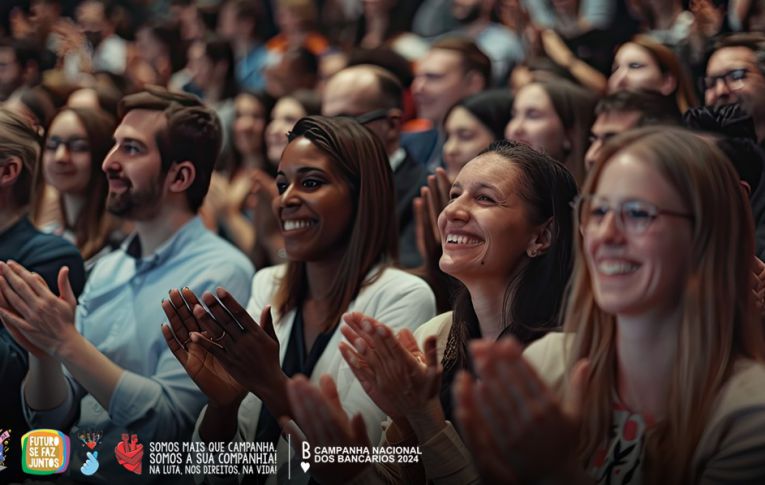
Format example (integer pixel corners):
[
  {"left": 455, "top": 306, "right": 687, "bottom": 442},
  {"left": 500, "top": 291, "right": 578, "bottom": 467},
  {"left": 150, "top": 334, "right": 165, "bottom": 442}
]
[{"left": 454, "top": 127, "right": 765, "bottom": 484}]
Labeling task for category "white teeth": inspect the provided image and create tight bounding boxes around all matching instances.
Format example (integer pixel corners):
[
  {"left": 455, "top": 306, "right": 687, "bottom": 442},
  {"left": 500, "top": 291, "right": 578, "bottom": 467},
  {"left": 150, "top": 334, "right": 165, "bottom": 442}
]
[
  {"left": 283, "top": 219, "right": 315, "bottom": 231},
  {"left": 445, "top": 234, "right": 483, "bottom": 245},
  {"left": 598, "top": 261, "right": 639, "bottom": 275}
]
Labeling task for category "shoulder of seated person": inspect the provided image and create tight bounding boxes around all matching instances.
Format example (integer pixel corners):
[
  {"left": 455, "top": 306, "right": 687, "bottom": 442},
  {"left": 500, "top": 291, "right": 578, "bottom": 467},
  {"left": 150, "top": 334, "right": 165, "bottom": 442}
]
[
  {"left": 711, "top": 359, "right": 765, "bottom": 417},
  {"left": 367, "top": 266, "right": 432, "bottom": 292},
  {"left": 413, "top": 311, "right": 453, "bottom": 341},
  {"left": 251, "top": 264, "right": 287, "bottom": 295},
  {"left": 523, "top": 332, "right": 572, "bottom": 387},
  {"left": 20, "top": 230, "right": 82, "bottom": 263}
]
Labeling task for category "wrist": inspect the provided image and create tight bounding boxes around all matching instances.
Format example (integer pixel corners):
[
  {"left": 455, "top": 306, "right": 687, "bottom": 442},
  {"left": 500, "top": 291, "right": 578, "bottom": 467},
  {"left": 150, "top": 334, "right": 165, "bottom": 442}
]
[
  {"left": 405, "top": 398, "right": 446, "bottom": 442},
  {"left": 386, "top": 417, "right": 415, "bottom": 443},
  {"left": 207, "top": 398, "right": 242, "bottom": 416},
  {"left": 260, "top": 372, "right": 291, "bottom": 418},
  {"left": 54, "top": 328, "right": 83, "bottom": 362}
]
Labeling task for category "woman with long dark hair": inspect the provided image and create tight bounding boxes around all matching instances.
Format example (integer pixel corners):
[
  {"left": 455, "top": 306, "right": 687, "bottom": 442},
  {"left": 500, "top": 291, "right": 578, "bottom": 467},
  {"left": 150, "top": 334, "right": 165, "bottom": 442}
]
[
  {"left": 161, "top": 115, "right": 436, "bottom": 483},
  {"left": 283, "top": 140, "right": 578, "bottom": 483}
]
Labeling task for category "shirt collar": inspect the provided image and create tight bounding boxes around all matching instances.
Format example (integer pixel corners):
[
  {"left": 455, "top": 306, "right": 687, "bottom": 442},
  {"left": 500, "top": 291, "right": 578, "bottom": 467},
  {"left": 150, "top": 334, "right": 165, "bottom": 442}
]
[
  {"left": 389, "top": 147, "right": 406, "bottom": 173},
  {"left": 122, "top": 217, "right": 206, "bottom": 270}
]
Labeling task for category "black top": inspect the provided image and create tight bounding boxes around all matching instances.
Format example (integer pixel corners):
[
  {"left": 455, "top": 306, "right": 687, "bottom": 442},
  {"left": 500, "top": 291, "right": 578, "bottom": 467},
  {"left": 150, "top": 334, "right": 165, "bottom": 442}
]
[
  {"left": 0, "top": 216, "right": 85, "bottom": 481},
  {"left": 248, "top": 306, "right": 339, "bottom": 484}
]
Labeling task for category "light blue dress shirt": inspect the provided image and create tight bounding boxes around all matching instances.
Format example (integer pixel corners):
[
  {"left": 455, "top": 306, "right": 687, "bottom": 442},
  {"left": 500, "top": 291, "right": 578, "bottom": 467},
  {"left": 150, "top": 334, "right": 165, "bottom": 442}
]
[{"left": 23, "top": 217, "right": 254, "bottom": 483}]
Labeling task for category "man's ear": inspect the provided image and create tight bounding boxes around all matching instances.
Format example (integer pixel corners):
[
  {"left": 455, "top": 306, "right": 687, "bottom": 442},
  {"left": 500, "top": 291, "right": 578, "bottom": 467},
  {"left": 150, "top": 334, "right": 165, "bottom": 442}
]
[
  {"left": 167, "top": 161, "right": 196, "bottom": 193},
  {"left": 385, "top": 108, "right": 403, "bottom": 136},
  {"left": 465, "top": 70, "right": 487, "bottom": 94},
  {"left": 0, "top": 156, "right": 23, "bottom": 189},
  {"left": 526, "top": 218, "right": 554, "bottom": 258}
]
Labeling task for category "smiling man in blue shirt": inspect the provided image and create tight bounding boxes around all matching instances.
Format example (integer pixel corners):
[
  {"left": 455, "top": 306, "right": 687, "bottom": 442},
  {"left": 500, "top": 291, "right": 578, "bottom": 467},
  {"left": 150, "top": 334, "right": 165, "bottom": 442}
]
[{"left": 0, "top": 87, "right": 254, "bottom": 483}]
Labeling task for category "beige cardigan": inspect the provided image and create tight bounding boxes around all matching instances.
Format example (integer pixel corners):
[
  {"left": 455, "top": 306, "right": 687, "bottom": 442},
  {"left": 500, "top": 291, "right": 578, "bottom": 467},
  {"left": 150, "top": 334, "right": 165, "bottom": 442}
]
[
  {"left": 349, "top": 314, "right": 765, "bottom": 484},
  {"left": 523, "top": 332, "right": 765, "bottom": 485}
]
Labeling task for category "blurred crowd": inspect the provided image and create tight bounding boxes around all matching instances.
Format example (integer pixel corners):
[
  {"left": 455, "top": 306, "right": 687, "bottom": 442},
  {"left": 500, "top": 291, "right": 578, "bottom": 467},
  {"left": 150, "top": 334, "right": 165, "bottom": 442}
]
[{"left": 1, "top": 0, "right": 765, "bottom": 484}]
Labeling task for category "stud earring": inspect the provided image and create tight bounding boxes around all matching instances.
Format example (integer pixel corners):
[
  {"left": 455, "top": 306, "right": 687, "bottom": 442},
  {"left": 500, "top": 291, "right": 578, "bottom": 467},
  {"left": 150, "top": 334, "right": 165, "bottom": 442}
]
[{"left": 528, "top": 248, "right": 538, "bottom": 258}]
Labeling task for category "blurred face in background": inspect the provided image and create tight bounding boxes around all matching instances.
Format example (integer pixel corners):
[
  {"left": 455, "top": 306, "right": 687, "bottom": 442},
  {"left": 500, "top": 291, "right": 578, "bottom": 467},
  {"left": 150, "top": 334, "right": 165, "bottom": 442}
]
[
  {"left": 413, "top": 49, "right": 472, "bottom": 124},
  {"left": 266, "top": 97, "right": 307, "bottom": 166},
  {"left": 0, "top": 47, "right": 22, "bottom": 100},
  {"left": 44, "top": 111, "right": 92, "bottom": 195},
  {"left": 705, "top": 46, "right": 765, "bottom": 123},
  {"left": 505, "top": 83, "right": 566, "bottom": 161},
  {"left": 609, "top": 43, "right": 675, "bottom": 95},
  {"left": 443, "top": 106, "right": 494, "bottom": 181},
  {"left": 233, "top": 93, "right": 267, "bottom": 158}
]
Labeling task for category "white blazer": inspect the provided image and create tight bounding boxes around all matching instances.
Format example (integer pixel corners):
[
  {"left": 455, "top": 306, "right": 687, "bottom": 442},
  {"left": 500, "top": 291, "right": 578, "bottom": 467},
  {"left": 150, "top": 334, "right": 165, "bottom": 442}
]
[{"left": 195, "top": 264, "right": 437, "bottom": 484}]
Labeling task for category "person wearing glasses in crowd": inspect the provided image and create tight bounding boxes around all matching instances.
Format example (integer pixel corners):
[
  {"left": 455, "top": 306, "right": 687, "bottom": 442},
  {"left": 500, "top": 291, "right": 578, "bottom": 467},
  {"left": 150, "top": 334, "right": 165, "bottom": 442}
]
[
  {"left": 0, "top": 88, "right": 254, "bottom": 483},
  {"left": 322, "top": 64, "right": 428, "bottom": 268},
  {"left": 703, "top": 33, "right": 765, "bottom": 262},
  {"left": 454, "top": 127, "right": 765, "bottom": 484},
  {"left": 40, "top": 107, "right": 123, "bottom": 273},
  {"left": 704, "top": 33, "right": 765, "bottom": 145}
]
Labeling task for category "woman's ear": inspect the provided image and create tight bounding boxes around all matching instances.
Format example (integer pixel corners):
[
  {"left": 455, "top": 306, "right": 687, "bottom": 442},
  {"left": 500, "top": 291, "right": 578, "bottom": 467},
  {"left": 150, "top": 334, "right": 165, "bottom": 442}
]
[
  {"left": 167, "top": 161, "right": 197, "bottom": 193},
  {"left": 0, "top": 156, "right": 22, "bottom": 189},
  {"left": 659, "top": 74, "right": 677, "bottom": 96},
  {"left": 526, "top": 218, "right": 554, "bottom": 258}
]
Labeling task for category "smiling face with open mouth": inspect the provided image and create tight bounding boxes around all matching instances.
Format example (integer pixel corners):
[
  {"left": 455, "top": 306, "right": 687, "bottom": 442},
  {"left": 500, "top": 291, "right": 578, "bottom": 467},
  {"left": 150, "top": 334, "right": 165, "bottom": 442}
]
[
  {"left": 273, "top": 136, "right": 354, "bottom": 262},
  {"left": 583, "top": 151, "right": 693, "bottom": 318},
  {"left": 437, "top": 153, "right": 540, "bottom": 285}
]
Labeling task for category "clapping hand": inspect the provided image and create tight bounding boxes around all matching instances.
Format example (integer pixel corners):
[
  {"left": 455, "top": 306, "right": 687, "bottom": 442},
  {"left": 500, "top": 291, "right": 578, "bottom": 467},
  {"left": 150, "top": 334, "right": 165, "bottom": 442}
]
[
  {"left": 161, "top": 288, "right": 247, "bottom": 408},
  {"left": 182, "top": 288, "right": 289, "bottom": 416},
  {"left": 281, "top": 374, "right": 370, "bottom": 485},
  {"left": 453, "top": 339, "right": 589, "bottom": 484},
  {"left": 339, "top": 313, "right": 442, "bottom": 424},
  {"left": 0, "top": 262, "right": 78, "bottom": 359}
]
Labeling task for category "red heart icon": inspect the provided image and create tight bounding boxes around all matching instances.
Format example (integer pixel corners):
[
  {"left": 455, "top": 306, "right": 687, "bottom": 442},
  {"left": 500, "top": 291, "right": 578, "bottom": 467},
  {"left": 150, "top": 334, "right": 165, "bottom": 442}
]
[
  {"left": 115, "top": 434, "right": 143, "bottom": 475},
  {"left": 86, "top": 441, "right": 97, "bottom": 450}
]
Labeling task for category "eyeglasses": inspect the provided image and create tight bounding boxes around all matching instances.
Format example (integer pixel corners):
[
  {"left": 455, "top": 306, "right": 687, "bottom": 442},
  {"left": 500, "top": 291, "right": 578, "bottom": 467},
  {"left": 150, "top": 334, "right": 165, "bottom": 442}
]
[
  {"left": 337, "top": 109, "right": 390, "bottom": 125},
  {"left": 701, "top": 68, "right": 749, "bottom": 92},
  {"left": 574, "top": 195, "right": 693, "bottom": 235},
  {"left": 45, "top": 136, "right": 90, "bottom": 154}
]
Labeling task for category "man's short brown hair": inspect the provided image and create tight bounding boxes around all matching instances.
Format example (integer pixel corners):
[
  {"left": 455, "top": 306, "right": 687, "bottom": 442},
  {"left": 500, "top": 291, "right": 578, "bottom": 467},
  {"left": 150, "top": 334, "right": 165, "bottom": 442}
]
[
  {"left": 118, "top": 86, "right": 222, "bottom": 213},
  {"left": 430, "top": 37, "right": 492, "bottom": 88}
]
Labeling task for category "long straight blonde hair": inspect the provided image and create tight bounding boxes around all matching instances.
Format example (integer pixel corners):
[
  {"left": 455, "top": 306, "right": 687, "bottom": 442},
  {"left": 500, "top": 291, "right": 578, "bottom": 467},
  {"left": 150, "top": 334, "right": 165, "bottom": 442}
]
[{"left": 562, "top": 127, "right": 765, "bottom": 483}]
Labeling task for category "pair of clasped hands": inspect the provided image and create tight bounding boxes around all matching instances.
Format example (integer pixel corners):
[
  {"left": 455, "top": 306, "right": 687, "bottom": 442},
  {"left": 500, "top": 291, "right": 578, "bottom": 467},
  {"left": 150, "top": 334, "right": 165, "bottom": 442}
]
[{"left": 161, "top": 287, "right": 587, "bottom": 484}]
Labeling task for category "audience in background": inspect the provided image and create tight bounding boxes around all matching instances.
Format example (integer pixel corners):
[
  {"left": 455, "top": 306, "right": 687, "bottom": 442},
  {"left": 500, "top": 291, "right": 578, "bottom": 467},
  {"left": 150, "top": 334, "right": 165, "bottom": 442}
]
[
  {"left": 506, "top": 79, "right": 598, "bottom": 184},
  {"left": 609, "top": 34, "right": 698, "bottom": 113},
  {"left": 39, "top": 106, "right": 121, "bottom": 271},
  {"left": 0, "top": 2, "right": 763, "bottom": 484}
]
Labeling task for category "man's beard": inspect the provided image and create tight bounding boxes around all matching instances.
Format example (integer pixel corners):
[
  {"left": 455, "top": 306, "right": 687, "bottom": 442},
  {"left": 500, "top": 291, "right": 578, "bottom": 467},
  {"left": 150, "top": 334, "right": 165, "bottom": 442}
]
[{"left": 106, "top": 173, "right": 165, "bottom": 220}]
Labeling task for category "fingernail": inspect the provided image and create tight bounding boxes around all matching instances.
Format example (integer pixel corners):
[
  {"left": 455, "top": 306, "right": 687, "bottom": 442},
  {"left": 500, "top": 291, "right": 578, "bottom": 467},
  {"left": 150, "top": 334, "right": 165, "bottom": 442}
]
[
  {"left": 376, "top": 326, "right": 386, "bottom": 337},
  {"left": 361, "top": 319, "right": 372, "bottom": 332}
]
